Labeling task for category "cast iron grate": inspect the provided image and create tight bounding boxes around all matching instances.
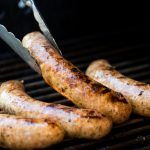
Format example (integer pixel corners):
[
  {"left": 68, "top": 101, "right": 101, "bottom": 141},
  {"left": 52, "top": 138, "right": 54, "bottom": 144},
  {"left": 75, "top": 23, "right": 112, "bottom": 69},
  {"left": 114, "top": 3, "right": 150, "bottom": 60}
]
[{"left": 0, "top": 35, "right": 150, "bottom": 150}]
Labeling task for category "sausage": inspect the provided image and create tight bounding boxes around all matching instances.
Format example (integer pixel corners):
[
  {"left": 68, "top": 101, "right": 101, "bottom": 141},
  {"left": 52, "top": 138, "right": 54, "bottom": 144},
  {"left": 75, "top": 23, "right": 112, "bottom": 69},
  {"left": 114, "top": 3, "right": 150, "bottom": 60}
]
[
  {"left": 0, "top": 110, "right": 5, "bottom": 114},
  {"left": 0, "top": 80, "right": 112, "bottom": 139},
  {"left": 22, "top": 32, "right": 132, "bottom": 124},
  {"left": 0, "top": 114, "right": 64, "bottom": 149},
  {"left": 86, "top": 59, "right": 150, "bottom": 117}
]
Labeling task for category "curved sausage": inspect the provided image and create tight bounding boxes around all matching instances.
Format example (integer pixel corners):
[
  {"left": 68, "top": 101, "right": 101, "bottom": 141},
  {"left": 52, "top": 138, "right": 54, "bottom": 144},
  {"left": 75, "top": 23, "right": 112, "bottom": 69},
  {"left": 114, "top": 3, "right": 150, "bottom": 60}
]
[
  {"left": 22, "top": 32, "right": 132, "bottom": 124},
  {"left": 0, "top": 114, "right": 64, "bottom": 149},
  {"left": 0, "top": 110, "right": 5, "bottom": 114},
  {"left": 0, "top": 80, "right": 112, "bottom": 139},
  {"left": 86, "top": 59, "right": 150, "bottom": 117}
]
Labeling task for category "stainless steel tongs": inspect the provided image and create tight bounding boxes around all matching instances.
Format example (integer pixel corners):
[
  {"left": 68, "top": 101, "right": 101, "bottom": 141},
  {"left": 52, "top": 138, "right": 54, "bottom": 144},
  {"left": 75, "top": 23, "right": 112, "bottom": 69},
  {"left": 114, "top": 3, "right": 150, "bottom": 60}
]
[
  {"left": 20, "top": 0, "right": 62, "bottom": 55},
  {"left": 0, "top": 0, "right": 62, "bottom": 75}
]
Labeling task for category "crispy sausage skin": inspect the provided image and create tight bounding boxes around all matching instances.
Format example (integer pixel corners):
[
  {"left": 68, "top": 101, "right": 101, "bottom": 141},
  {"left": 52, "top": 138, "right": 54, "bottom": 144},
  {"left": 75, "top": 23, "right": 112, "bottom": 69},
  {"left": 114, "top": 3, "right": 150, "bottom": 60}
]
[
  {"left": 0, "top": 114, "right": 64, "bottom": 149},
  {"left": 86, "top": 59, "right": 150, "bottom": 117},
  {"left": 0, "top": 80, "right": 112, "bottom": 139},
  {"left": 22, "top": 32, "right": 132, "bottom": 124}
]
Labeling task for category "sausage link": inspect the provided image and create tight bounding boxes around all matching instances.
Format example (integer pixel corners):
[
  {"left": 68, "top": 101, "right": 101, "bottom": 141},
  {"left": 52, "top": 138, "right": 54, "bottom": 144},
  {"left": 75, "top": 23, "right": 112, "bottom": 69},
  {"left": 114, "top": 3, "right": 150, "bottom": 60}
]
[
  {"left": 0, "top": 114, "right": 64, "bottom": 149},
  {"left": 0, "top": 80, "right": 112, "bottom": 139},
  {"left": 22, "top": 32, "right": 132, "bottom": 124},
  {"left": 86, "top": 59, "right": 150, "bottom": 117},
  {"left": 0, "top": 110, "right": 5, "bottom": 114}
]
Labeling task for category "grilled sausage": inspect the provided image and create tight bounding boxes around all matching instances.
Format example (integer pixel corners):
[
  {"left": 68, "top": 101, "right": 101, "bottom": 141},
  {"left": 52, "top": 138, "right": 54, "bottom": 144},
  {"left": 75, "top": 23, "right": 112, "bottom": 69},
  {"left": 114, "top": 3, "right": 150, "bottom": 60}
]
[
  {"left": 0, "top": 80, "right": 112, "bottom": 139},
  {"left": 0, "top": 110, "right": 5, "bottom": 114},
  {"left": 86, "top": 59, "right": 150, "bottom": 117},
  {"left": 0, "top": 114, "right": 64, "bottom": 149},
  {"left": 22, "top": 32, "right": 132, "bottom": 124}
]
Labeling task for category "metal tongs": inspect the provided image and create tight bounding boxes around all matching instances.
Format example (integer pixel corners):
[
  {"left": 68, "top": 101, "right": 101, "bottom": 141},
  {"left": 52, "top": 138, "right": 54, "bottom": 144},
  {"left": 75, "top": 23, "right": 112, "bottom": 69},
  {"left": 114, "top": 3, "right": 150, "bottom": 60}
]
[{"left": 0, "top": 0, "right": 62, "bottom": 75}]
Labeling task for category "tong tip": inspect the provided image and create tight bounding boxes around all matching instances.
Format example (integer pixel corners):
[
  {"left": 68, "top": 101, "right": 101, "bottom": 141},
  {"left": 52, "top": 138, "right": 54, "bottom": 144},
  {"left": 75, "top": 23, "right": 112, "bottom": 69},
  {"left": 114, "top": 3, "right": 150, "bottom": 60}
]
[{"left": 18, "top": 0, "right": 32, "bottom": 8}]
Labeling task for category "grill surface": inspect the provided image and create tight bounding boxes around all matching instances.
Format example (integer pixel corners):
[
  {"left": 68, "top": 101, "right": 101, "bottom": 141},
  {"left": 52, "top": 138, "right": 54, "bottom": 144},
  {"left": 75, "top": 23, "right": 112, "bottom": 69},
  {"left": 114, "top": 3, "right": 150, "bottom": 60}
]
[{"left": 0, "top": 35, "right": 150, "bottom": 150}]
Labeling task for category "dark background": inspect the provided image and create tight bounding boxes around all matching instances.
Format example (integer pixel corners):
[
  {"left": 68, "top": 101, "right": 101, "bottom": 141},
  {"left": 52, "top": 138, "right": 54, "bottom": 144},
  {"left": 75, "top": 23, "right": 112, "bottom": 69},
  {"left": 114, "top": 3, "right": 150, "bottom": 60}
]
[{"left": 0, "top": 0, "right": 150, "bottom": 51}]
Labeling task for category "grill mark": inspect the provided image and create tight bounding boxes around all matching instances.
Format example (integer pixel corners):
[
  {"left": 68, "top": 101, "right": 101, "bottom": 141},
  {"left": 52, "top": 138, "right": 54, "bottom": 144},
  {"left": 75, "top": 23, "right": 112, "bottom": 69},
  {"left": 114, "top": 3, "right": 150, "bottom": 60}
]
[
  {"left": 118, "top": 76, "right": 126, "bottom": 79},
  {"left": 55, "top": 65, "right": 62, "bottom": 72},
  {"left": 84, "top": 78, "right": 91, "bottom": 84},
  {"left": 61, "top": 88, "right": 66, "bottom": 93},
  {"left": 111, "top": 92, "right": 128, "bottom": 104},
  {"left": 44, "top": 119, "right": 56, "bottom": 128},
  {"left": 82, "top": 110, "right": 103, "bottom": 119},
  {"left": 71, "top": 68, "right": 79, "bottom": 73},
  {"left": 105, "top": 66, "right": 115, "bottom": 71},
  {"left": 91, "top": 83, "right": 102, "bottom": 92},
  {"left": 88, "top": 110, "right": 95, "bottom": 115},
  {"left": 83, "top": 115, "right": 102, "bottom": 119},
  {"left": 42, "top": 44, "right": 51, "bottom": 51},
  {"left": 45, "top": 104, "right": 57, "bottom": 109},
  {"left": 101, "top": 88, "right": 111, "bottom": 94},
  {"left": 45, "top": 104, "right": 103, "bottom": 120},
  {"left": 43, "top": 104, "right": 58, "bottom": 113},
  {"left": 139, "top": 91, "right": 144, "bottom": 96},
  {"left": 45, "top": 104, "right": 75, "bottom": 113},
  {"left": 136, "top": 83, "right": 146, "bottom": 86},
  {"left": 25, "top": 118, "right": 38, "bottom": 125},
  {"left": 70, "top": 67, "right": 91, "bottom": 84},
  {"left": 82, "top": 76, "right": 91, "bottom": 84},
  {"left": 69, "top": 83, "right": 77, "bottom": 88}
]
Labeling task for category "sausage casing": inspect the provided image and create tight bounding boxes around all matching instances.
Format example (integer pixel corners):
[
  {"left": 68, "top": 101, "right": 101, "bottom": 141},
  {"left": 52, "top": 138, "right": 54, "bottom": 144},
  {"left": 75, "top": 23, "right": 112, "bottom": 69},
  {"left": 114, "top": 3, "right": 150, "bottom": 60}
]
[
  {"left": 86, "top": 59, "right": 150, "bottom": 117},
  {"left": 0, "top": 114, "right": 64, "bottom": 149},
  {"left": 0, "top": 80, "right": 112, "bottom": 139},
  {"left": 22, "top": 32, "right": 132, "bottom": 124}
]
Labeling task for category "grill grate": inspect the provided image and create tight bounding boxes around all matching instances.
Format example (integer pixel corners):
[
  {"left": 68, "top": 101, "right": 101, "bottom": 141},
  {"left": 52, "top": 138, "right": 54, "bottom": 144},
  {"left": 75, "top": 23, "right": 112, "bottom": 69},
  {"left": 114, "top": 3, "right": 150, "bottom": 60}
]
[{"left": 0, "top": 35, "right": 150, "bottom": 150}]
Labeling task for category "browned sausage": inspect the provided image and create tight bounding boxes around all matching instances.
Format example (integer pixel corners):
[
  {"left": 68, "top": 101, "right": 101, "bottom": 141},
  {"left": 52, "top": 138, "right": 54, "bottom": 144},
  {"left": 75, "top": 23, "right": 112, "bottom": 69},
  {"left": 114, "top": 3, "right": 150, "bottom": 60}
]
[
  {"left": 0, "top": 114, "right": 64, "bottom": 149},
  {"left": 22, "top": 32, "right": 132, "bottom": 124},
  {"left": 0, "top": 80, "right": 112, "bottom": 139},
  {"left": 86, "top": 59, "right": 150, "bottom": 117},
  {"left": 0, "top": 110, "right": 5, "bottom": 114}
]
